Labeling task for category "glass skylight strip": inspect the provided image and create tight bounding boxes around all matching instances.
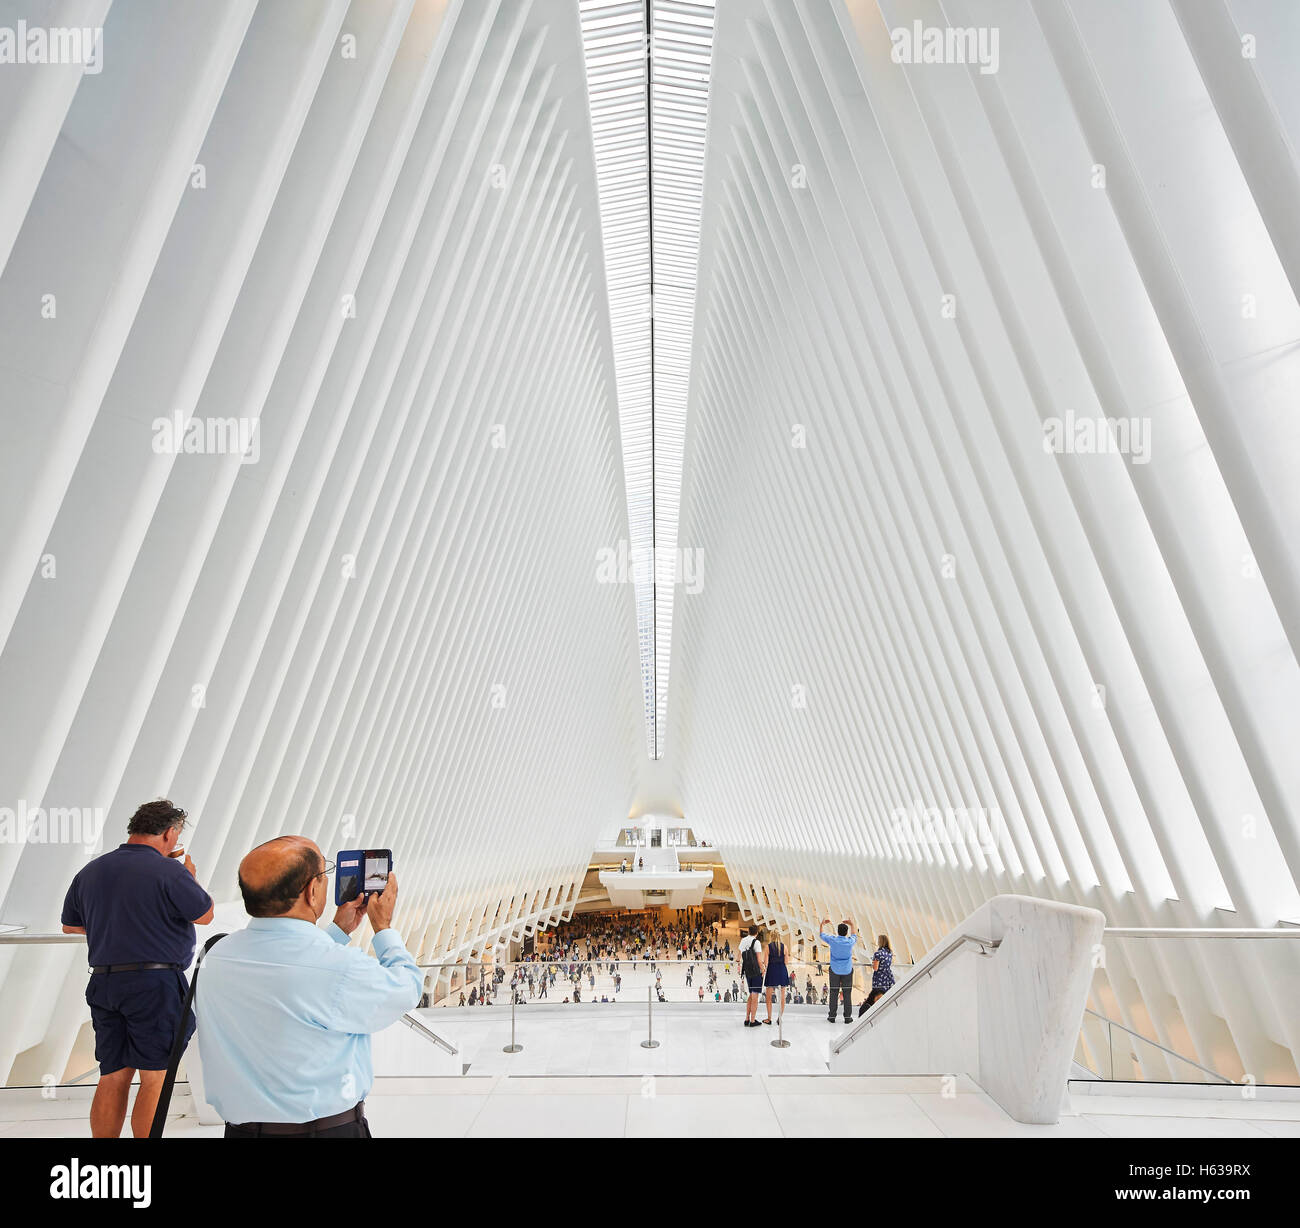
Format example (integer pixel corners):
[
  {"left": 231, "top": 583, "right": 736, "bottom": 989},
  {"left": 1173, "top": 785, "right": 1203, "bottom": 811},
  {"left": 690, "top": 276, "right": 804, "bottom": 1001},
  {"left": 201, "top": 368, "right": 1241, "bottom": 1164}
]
[
  {"left": 582, "top": 0, "right": 714, "bottom": 760},
  {"left": 649, "top": 0, "right": 714, "bottom": 755},
  {"left": 581, "top": 0, "right": 656, "bottom": 758}
]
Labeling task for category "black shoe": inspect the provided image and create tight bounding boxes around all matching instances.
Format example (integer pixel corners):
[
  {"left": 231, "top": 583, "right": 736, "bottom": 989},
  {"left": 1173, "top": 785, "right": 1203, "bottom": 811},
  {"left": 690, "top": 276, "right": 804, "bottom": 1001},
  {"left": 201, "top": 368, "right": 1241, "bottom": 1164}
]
[
  {"left": 844, "top": 1017, "right": 852, "bottom": 1024},
  {"left": 827, "top": 1017, "right": 836, "bottom": 1023},
  {"left": 763, "top": 1019, "right": 772, "bottom": 1025}
]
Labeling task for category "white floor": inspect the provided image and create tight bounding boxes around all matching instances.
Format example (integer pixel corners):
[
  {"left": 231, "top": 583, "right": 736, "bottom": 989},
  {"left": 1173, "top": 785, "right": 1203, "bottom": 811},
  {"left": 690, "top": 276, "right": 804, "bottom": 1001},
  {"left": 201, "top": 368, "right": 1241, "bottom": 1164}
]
[
  {"left": 8, "top": 979, "right": 1294, "bottom": 1141},
  {"left": 413, "top": 1001, "right": 843, "bottom": 1076},
  {"left": 3, "top": 1074, "right": 1298, "bottom": 1139}
]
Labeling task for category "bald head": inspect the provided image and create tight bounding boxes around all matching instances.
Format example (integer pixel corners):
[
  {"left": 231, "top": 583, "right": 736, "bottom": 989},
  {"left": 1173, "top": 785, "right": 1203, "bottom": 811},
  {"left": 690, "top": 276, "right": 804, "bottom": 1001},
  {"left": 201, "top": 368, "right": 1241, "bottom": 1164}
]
[{"left": 238, "top": 836, "right": 322, "bottom": 917}]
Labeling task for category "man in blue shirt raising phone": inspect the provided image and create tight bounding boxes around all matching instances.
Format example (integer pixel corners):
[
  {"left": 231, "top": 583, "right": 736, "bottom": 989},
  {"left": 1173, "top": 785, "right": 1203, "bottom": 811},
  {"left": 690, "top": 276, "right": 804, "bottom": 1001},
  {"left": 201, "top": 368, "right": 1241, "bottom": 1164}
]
[
  {"left": 196, "top": 835, "right": 422, "bottom": 1137},
  {"left": 819, "top": 916, "right": 859, "bottom": 1024}
]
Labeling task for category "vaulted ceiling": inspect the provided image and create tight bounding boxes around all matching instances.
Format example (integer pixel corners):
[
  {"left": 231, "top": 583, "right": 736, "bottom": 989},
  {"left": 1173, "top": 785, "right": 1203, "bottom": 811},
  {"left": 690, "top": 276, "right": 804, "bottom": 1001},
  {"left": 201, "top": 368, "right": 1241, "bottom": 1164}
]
[{"left": 0, "top": 0, "right": 1298, "bottom": 1086}]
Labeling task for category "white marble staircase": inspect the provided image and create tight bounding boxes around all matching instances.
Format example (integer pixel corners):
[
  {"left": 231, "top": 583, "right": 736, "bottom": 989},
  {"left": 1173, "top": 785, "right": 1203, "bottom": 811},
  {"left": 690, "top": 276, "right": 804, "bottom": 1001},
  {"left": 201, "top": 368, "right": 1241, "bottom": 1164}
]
[{"left": 828, "top": 895, "right": 1105, "bottom": 1125}]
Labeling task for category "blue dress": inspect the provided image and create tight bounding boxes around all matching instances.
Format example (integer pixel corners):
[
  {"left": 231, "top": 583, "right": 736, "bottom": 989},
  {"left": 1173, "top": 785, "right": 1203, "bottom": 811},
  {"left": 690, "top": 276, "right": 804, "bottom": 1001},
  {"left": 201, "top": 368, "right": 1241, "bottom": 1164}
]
[
  {"left": 872, "top": 947, "right": 894, "bottom": 992},
  {"left": 764, "top": 941, "right": 790, "bottom": 988}
]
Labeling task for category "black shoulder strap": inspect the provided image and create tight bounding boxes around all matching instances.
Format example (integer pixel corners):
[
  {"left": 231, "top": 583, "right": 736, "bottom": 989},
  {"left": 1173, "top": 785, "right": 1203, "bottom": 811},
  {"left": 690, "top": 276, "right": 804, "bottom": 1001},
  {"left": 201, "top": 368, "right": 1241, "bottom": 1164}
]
[{"left": 148, "top": 931, "right": 227, "bottom": 1139}]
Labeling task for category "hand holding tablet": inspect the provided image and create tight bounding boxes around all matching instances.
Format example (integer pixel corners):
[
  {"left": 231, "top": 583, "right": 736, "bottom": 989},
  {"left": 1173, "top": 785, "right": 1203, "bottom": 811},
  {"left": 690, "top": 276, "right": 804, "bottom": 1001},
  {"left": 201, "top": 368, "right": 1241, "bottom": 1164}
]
[{"left": 334, "top": 848, "right": 393, "bottom": 906}]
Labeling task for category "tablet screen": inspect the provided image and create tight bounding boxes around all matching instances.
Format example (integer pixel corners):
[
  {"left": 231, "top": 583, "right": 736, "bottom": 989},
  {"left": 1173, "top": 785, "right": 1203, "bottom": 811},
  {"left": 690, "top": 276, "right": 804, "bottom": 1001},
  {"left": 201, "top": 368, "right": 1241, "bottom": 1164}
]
[{"left": 364, "top": 854, "right": 388, "bottom": 893}]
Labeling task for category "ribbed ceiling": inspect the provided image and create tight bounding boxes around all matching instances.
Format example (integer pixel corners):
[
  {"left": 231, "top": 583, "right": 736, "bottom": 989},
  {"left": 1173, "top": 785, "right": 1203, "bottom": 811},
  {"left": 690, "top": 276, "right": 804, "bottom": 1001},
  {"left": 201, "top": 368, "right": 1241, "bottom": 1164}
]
[{"left": 0, "top": 0, "right": 1298, "bottom": 1092}]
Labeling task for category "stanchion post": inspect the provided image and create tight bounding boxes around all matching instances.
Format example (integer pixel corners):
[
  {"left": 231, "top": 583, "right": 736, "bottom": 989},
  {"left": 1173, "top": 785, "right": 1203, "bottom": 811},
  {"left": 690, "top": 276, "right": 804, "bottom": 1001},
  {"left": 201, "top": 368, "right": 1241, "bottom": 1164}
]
[
  {"left": 641, "top": 985, "right": 660, "bottom": 1049},
  {"left": 503, "top": 992, "right": 523, "bottom": 1053},
  {"left": 771, "top": 1009, "right": 791, "bottom": 1049}
]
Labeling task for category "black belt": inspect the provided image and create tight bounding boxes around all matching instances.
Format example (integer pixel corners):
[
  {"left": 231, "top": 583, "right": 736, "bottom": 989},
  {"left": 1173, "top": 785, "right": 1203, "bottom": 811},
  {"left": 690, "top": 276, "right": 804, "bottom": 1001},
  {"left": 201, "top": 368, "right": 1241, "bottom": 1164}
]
[
  {"left": 90, "top": 962, "right": 182, "bottom": 974},
  {"left": 229, "top": 1101, "right": 366, "bottom": 1137}
]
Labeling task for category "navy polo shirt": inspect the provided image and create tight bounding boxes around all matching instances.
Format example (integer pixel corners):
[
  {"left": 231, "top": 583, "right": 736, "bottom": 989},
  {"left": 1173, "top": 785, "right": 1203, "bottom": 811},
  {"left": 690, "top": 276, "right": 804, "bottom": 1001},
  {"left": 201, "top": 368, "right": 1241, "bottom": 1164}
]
[{"left": 61, "top": 844, "right": 212, "bottom": 967}]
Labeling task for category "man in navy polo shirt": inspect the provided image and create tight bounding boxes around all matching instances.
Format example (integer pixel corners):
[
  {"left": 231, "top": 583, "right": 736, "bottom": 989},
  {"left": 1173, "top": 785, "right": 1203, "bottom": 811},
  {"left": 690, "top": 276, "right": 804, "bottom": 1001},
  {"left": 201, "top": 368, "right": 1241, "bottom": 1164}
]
[{"left": 61, "top": 798, "right": 214, "bottom": 1137}]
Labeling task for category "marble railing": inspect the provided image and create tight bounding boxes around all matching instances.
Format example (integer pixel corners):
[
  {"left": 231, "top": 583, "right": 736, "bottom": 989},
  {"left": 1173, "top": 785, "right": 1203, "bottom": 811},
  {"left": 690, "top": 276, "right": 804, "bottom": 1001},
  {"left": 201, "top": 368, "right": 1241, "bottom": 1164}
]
[{"left": 828, "top": 895, "right": 1105, "bottom": 1124}]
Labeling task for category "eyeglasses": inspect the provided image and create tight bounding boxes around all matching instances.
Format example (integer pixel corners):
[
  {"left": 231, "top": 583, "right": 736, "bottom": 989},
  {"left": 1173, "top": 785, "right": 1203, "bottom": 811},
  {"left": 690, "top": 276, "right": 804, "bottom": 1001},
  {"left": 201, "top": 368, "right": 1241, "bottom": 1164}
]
[{"left": 297, "top": 859, "right": 334, "bottom": 895}]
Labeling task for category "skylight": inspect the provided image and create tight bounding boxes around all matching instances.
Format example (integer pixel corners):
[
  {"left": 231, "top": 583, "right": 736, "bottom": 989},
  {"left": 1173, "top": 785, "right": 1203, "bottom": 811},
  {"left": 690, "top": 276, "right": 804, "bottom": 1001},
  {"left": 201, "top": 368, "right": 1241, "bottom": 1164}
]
[{"left": 580, "top": 0, "right": 715, "bottom": 759}]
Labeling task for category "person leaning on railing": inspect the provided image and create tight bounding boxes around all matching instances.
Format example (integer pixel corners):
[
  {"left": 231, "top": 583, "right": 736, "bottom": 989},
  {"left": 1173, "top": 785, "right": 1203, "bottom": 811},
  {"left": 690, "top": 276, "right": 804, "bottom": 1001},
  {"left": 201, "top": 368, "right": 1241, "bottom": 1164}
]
[
  {"left": 864, "top": 934, "right": 894, "bottom": 1010},
  {"left": 196, "top": 836, "right": 422, "bottom": 1138}
]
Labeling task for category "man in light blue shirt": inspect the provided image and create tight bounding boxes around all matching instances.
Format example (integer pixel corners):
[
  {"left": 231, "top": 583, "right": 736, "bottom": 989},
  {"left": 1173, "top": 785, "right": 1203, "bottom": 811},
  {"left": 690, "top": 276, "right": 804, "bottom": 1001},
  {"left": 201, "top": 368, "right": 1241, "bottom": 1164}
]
[
  {"left": 196, "top": 836, "right": 422, "bottom": 1137},
  {"left": 819, "top": 916, "right": 858, "bottom": 1024}
]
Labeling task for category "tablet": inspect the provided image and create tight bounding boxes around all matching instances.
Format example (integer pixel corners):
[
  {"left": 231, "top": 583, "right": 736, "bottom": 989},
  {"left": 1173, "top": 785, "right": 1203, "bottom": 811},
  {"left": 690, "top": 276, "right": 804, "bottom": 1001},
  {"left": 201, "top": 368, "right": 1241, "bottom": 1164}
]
[{"left": 336, "top": 849, "right": 392, "bottom": 905}]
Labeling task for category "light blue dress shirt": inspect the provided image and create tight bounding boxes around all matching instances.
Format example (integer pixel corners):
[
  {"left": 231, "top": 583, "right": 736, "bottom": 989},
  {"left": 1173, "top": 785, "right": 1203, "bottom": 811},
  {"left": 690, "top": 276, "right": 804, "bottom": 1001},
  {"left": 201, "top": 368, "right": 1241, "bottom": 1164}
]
[
  {"left": 818, "top": 929, "right": 858, "bottom": 975},
  {"left": 195, "top": 917, "right": 423, "bottom": 1125}
]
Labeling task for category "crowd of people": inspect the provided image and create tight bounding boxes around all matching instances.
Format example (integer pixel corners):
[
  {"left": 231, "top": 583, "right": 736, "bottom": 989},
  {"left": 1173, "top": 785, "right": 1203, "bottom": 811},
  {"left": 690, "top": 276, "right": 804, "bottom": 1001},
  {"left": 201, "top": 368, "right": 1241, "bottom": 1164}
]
[
  {"left": 533, "top": 907, "right": 725, "bottom": 963},
  {"left": 434, "top": 908, "right": 898, "bottom": 1018},
  {"left": 447, "top": 909, "right": 733, "bottom": 1006}
]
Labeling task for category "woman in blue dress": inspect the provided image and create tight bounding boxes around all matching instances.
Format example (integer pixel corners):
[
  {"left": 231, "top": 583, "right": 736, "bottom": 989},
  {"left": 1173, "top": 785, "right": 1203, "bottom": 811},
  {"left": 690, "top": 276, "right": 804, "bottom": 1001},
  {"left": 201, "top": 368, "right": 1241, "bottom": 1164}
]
[
  {"left": 867, "top": 935, "right": 894, "bottom": 1009},
  {"left": 763, "top": 931, "right": 791, "bottom": 1023}
]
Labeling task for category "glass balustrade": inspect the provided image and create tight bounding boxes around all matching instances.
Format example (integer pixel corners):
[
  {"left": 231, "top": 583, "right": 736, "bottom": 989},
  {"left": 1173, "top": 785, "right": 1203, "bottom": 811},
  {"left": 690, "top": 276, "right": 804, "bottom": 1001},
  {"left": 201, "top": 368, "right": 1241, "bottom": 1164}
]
[{"left": 1079, "top": 933, "right": 1300, "bottom": 1087}]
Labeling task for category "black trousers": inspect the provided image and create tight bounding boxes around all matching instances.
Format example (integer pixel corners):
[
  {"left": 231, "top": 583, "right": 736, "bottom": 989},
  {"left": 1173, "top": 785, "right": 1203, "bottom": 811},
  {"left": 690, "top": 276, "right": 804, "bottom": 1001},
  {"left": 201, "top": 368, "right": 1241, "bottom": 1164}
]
[
  {"left": 224, "top": 1114, "right": 371, "bottom": 1138},
  {"left": 828, "top": 971, "right": 853, "bottom": 1021}
]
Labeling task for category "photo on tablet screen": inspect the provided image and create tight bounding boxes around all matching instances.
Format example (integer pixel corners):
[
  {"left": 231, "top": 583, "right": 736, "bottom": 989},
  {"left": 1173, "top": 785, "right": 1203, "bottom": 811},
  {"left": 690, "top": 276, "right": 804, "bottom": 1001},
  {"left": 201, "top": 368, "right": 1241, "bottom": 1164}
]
[{"left": 364, "top": 855, "right": 388, "bottom": 893}]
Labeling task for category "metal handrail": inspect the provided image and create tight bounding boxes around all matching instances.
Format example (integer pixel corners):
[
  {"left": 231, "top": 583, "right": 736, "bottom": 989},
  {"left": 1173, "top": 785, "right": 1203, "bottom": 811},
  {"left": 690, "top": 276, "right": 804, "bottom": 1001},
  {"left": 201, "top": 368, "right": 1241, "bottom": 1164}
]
[
  {"left": 0, "top": 933, "right": 86, "bottom": 944},
  {"left": 1081, "top": 1008, "right": 1231, "bottom": 1084},
  {"left": 831, "top": 933, "right": 1001, "bottom": 1055},
  {"left": 1, "top": 932, "right": 463, "bottom": 1056},
  {"left": 10, "top": 928, "right": 1291, "bottom": 949},
  {"left": 399, "top": 1011, "right": 458, "bottom": 1055},
  {"left": 417, "top": 961, "right": 500, "bottom": 969},
  {"left": 8, "top": 928, "right": 1288, "bottom": 957},
  {"left": 1102, "top": 928, "right": 1300, "bottom": 938},
  {"left": 420, "top": 958, "right": 868, "bottom": 966}
]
